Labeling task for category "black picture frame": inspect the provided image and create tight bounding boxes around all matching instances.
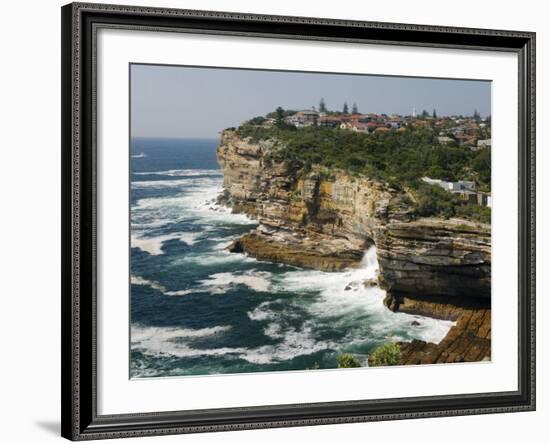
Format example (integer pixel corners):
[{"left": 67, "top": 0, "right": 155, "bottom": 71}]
[{"left": 61, "top": 2, "right": 536, "bottom": 440}]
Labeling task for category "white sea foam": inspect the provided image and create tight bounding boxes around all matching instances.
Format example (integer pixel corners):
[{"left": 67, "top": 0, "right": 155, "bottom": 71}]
[
  {"left": 131, "top": 275, "right": 167, "bottom": 293},
  {"left": 247, "top": 301, "right": 281, "bottom": 321},
  {"left": 131, "top": 324, "right": 246, "bottom": 359},
  {"left": 241, "top": 323, "right": 338, "bottom": 364},
  {"left": 207, "top": 236, "right": 234, "bottom": 250},
  {"left": 131, "top": 235, "right": 170, "bottom": 255},
  {"left": 132, "top": 324, "right": 231, "bottom": 341},
  {"left": 149, "top": 269, "right": 273, "bottom": 298},
  {"left": 133, "top": 169, "right": 222, "bottom": 177},
  {"left": 131, "top": 174, "right": 256, "bottom": 230},
  {"left": 131, "top": 232, "right": 202, "bottom": 255},
  {"left": 132, "top": 325, "right": 235, "bottom": 359},
  {"left": 264, "top": 322, "right": 284, "bottom": 339},
  {"left": 177, "top": 232, "right": 201, "bottom": 246},
  {"left": 132, "top": 176, "right": 222, "bottom": 190},
  {"left": 163, "top": 289, "right": 195, "bottom": 296},
  {"left": 173, "top": 250, "right": 256, "bottom": 267},
  {"left": 185, "top": 270, "right": 272, "bottom": 295},
  {"left": 131, "top": 322, "right": 336, "bottom": 365},
  {"left": 131, "top": 274, "right": 197, "bottom": 297}
]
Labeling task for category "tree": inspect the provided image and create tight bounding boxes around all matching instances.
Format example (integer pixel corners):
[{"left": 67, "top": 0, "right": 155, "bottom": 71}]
[
  {"left": 421, "top": 109, "right": 429, "bottom": 118},
  {"left": 343, "top": 102, "right": 349, "bottom": 114},
  {"left": 414, "top": 183, "right": 457, "bottom": 219},
  {"left": 248, "top": 116, "right": 266, "bottom": 126},
  {"left": 473, "top": 109, "right": 481, "bottom": 120},
  {"left": 275, "top": 106, "right": 285, "bottom": 128},
  {"left": 472, "top": 148, "right": 491, "bottom": 185},
  {"left": 352, "top": 103, "right": 359, "bottom": 114},
  {"left": 319, "top": 98, "right": 327, "bottom": 113},
  {"left": 432, "top": 108, "right": 437, "bottom": 118}
]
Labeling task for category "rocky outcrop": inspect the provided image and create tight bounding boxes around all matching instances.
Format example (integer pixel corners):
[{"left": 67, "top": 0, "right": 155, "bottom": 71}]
[
  {"left": 228, "top": 231, "right": 365, "bottom": 271},
  {"left": 217, "top": 129, "right": 491, "bottom": 309},
  {"left": 377, "top": 219, "right": 491, "bottom": 301},
  {"left": 397, "top": 297, "right": 491, "bottom": 364}
]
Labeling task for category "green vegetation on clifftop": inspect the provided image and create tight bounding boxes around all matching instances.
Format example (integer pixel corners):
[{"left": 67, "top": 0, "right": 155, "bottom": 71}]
[{"left": 235, "top": 124, "right": 491, "bottom": 223}]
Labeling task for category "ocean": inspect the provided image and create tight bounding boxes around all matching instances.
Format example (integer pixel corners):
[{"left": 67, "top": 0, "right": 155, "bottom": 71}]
[{"left": 130, "top": 137, "right": 454, "bottom": 378}]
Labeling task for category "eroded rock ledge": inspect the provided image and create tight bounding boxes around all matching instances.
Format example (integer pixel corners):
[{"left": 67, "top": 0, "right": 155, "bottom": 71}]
[
  {"left": 394, "top": 296, "right": 491, "bottom": 364},
  {"left": 228, "top": 230, "right": 367, "bottom": 272},
  {"left": 216, "top": 130, "right": 491, "bottom": 362}
]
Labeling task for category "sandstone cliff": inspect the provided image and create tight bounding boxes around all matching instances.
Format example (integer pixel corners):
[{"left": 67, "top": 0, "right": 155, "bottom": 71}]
[
  {"left": 217, "top": 130, "right": 491, "bottom": 307},
  {"left": 217, "top": 129, "right": 492, "bottom": 363}
]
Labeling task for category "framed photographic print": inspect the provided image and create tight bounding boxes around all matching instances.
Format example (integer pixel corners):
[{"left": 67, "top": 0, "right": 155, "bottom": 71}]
[{"left": 61, "top": 2, "right": 536, "bottom": 440}]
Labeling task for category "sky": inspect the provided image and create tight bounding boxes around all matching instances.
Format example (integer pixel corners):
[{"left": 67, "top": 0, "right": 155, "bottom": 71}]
[{"left": 130, "top": 64, "right": 491, "bottom": 139}]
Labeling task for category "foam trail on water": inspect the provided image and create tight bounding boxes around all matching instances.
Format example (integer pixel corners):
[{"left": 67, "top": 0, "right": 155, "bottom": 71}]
[
  {"left": 131, "top": 323, "right": 337, "bottom": 365},
  {"left": 198, "top": 270, "right": 272, "bottom": 293},
  {"left": 166, "top": 270, "right": 272, "bottom": 296},
  {"left": 133, "top": 168, "right": 222, "bottom": 177},
  {"left": 131, "top": 275, "right": 167, "bottom": 293},
  {"left": 131, "top": 232, "right": 201, "bottom": 255},
  {"left": 131, "top": 274, "right": 196, "bottom": 297}
]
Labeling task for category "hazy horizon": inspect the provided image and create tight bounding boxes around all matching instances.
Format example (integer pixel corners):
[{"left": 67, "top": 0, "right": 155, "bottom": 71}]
[{"left": 131, "top": 64, "right": 491, "bottom": 139}]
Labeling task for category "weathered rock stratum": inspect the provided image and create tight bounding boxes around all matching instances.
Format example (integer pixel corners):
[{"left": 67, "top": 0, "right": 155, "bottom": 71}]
[{"left": 396, "top": 295, "right": 491, "bottom": 364}]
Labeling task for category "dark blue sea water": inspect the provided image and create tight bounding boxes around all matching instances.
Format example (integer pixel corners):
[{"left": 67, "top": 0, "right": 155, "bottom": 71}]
[{"left": 130, "top": 137, "right": 453, "bottom": 378}]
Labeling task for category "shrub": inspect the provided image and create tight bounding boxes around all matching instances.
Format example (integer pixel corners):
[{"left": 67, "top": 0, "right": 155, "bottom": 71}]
[
  {"left": 412, "top": 183, "right": 491, "bottom": 224},
  {"left": 336, "top": 353, "right": 362, "bottom": 368},
  {"left": 455, "top": 203, "right": 491, "bottom": 224},
  {"left": 368, "top": 343, "right": 401, "bottom": 367},
  {"left": 413, "top": 183, "right": 457, "bottom": 219}
]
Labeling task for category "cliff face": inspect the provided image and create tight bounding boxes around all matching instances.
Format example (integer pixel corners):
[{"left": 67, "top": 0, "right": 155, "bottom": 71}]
[{"left": 217, "top": 130, "right": 491, "bottom": 307}]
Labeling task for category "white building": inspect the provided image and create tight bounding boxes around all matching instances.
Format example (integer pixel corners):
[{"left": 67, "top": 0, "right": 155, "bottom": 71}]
[
  {"left": 421, "top": 177, "right": 492, "bottom": 207},
  {"left": 421, "top": 177, "right": 447, "bottom": 188},
  {"left": 421, "top": 177, "right": 476, "bottom": 192},
  {"left": 287, "top": 110, "right": 319, "bottom": 127}
]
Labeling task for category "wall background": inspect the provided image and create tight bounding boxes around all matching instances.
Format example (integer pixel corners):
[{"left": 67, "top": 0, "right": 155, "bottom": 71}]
[{"left": 0, "top": 0, "right": 545, "bottom": 442}]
